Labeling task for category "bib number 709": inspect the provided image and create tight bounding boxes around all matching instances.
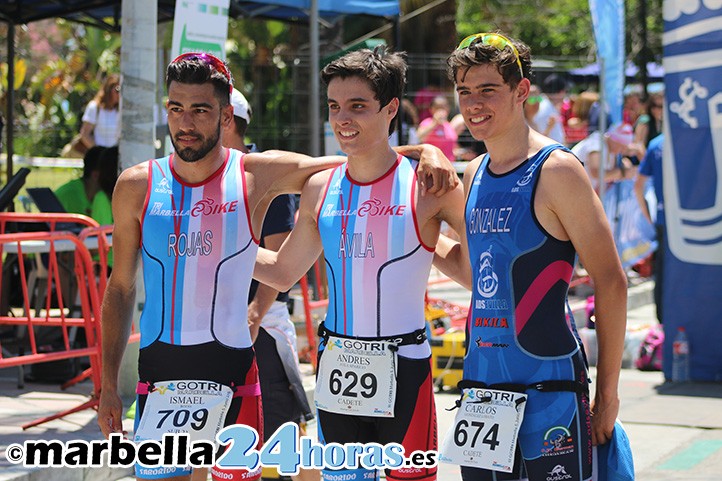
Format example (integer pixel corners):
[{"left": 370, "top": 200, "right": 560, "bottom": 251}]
[
  {"left": 329, "top": 369, "right": 377, "bottom": 398},
  {"left": 155, "top": 408, "right": 209, "bottom": 431}
]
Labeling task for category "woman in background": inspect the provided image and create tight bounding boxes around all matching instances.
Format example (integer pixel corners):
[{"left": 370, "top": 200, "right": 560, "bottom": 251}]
[{"left": 79, "top": 74, "right": 120, "bottom": 149}]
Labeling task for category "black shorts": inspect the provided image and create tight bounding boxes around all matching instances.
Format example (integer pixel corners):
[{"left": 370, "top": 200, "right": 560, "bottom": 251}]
[
  {"left": 317, "top": 353, "right": 437, "bottom": 481},
  {"left": 135, "top": 340, "right": 263, "bottom": 481},
  {"left": 255, "top": 327, "right": 303, "bottom": 436}
]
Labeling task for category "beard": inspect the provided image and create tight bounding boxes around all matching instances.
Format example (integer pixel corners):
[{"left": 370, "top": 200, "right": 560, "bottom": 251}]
[{"left": 171, "top": 120, "right": 221, "bottom": 163}]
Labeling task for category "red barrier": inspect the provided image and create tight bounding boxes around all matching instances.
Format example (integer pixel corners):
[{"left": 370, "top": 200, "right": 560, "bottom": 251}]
[
  {"left": 0, "top": 229, "right": 103, "bottom": 429},
  {"left": 298, "top": 258, "right": 327, "bottom": 370}
]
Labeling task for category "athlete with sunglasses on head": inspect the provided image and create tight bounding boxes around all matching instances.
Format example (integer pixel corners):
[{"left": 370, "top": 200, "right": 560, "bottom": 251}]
[
  {"left": 96, "top": 52, "right": 458, "bottom": 481},
  {"left": 433, "top": 32, "right": 628, "bottom": 481}
]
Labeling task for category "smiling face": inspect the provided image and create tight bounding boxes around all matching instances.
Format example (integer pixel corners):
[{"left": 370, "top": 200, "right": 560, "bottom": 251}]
[
  {"left": 327, "top": 76, "right": 398, "bottom": 157},
  {"left": 167, "top": 81, "right": 231, "bottom": 163},
  {"left": 455, "top": 64, "right": 529, "bottom": 143}
]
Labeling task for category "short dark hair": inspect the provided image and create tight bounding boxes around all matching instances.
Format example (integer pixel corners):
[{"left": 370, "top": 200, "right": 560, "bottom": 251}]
[
  {"left": 166, "top": 55, "right": 232, "bottom": 107},
  {"left": 82, "top": 146, "right": 106, "bottom": 180},
  {"left": 446, "top": 33, "right": 531, "bottom": 88},
  {"left": 321, "top": 46, "right": 407, "bottom": 136},
  {"left": 232, "top": 116, "right": 249, "bottom": 139},
  {"left": 541, "top": 74, "right": 567, "bottom": 94},
  {"left": 98, "top": 146, "right": 119, "bottom": 199}
]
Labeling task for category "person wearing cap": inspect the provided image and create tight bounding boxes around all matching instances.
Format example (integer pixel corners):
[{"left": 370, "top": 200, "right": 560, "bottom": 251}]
[
  {"left": 96, "top": 52, "right": 457, "bottom": 481},
  {"left": 571, "top": 123, "right": 639, "bottom": 195},
  {"left": 223, "top": 89, "right": 318, "bottom": 481},
  {"left": 432, "top": 31, "right": 627, "bottom": 480}
]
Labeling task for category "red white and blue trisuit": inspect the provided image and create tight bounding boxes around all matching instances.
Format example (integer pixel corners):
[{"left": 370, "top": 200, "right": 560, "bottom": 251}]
[
  {"left": 136, "top": 149, "right": 262, "bottom": 481},
  {"left": 316, "top": 155, "right": 437, "bottom": 481}
]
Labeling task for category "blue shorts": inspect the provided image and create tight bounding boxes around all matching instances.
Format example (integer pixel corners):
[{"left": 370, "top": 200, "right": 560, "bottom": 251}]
[{"left": 460, "top": 384, "right": 592, "bottom": 481}]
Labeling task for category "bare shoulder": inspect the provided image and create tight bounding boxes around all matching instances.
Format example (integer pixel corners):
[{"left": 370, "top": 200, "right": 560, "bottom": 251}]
[
  {"left": 301, "top": 168, "right": 335, "bottom": 204},
  {"left": 539, "top": 148, "right": 589, "bottom": 193},
  {"left": 114, "top": 162, "right": 149, "bottom": 211},
  {"left": 117, "top": 161, "right": 149, "bottom": 186}
]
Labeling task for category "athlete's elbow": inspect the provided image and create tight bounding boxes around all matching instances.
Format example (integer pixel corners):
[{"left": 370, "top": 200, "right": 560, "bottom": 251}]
[{"left": 269, "top": 270, "right": 297, "bottom": 292}]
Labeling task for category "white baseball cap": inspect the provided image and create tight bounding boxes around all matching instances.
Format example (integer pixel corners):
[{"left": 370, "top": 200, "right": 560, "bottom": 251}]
[
  {"left": 606, "top": 122, "right": 634, "bottom": 146},
  {"left": 230, "top": 88, "right": 251, "bottom": 124}
]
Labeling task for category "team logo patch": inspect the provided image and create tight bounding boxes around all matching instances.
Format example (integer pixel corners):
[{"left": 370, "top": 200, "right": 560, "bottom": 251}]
[
  {"left": 541, "top": 426, "right": 575, "bottom": 457},
  {"left": 477, "top": 248, "right": 499, "bottom": 299}
]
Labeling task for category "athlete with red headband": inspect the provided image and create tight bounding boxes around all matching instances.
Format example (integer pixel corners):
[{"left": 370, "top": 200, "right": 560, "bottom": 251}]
[{"left": 97, "top": 52, "right": 458, "bottom": 481}]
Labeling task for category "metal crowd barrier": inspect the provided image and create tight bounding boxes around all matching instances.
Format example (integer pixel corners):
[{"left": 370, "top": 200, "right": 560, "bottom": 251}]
[
  {"left": 0, "top": 212, "right": 118, "bottom": 429},
  {"left": 0, "top": 230, "right": 102, "bottom": 429}
]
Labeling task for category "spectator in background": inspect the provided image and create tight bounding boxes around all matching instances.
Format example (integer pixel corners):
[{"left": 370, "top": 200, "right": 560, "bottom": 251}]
[
  {"left": 533, "top": 73, "right": 567, "bottom": 144},
  {"left": 413, "top": 83, "right": 442, "bottom": 122},
  {"left": 525, "top": 84, "right": 559, "bottom": 136},
  {"left": 634, "top": 134, "right": 665, "bottom": 324},
  {"left": 623, "top": 84, "right": 645, "bottom": 125},
  {"left": 91, "top": 146, "right": 118, "bottom": 270},
  {"left": 587, "top": 98, "right": 611, "bottom": 135},
  {"left": 417, "top": 95, "right": 458, "bottom": 161},
  {"left": 565, "top": 90, "right": 599, "bottom": 147},
  {"left": 571, "top": 123, "right": 638, "bottom": 194},
  {"left": 91, "top": 146, "right": 119, "bottom": 226},
  {"left": 523, "top": 84, "right": 543, "bottom": 130},
  {"left": 79, "top": 74, "right": 120, "bottom": 149},
  {"left": 389, "top": 98, "right": 420, "bottom": 147},
  {"left": 634, "top": 86, "right": 664, "bottom": 154},
  {"left": 55, "top": 146, "right": 106, "bottom": 217}
]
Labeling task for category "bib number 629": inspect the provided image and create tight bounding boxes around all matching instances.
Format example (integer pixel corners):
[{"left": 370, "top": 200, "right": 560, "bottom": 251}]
[{"left": 329, "top": 369, "right": 377, "bottom": 398}]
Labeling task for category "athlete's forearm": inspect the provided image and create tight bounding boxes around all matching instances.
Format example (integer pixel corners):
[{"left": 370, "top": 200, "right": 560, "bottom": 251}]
[
  {"left": 433, "top": 235, "right": 472, "bottom": 290},
  {"left": 261, "top": 151, "right": 344, "bottom": 196},
  {"left": 591, "top": 272, "right": 627, "bottom": 398},
  {"left": 248, "top": 284, "right": 279, "bottom": 342},
  {"left": 100, "top": 283, "right": 136, "bottom": 393},
  {"left": 253, "top": 247, "right": 292, "bottom": 292}
]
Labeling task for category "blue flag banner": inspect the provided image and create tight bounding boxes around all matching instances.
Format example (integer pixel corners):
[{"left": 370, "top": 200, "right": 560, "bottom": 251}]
[
  {"left": 663, "top": 0, "right": 722, "bottom": 380},
  {"left": 589, "top": 0, "right": 625, "bottom": 124},
  {"left": 234, "top": 0, "right": 399, "bottom": 19},
  {"left": 602, "top": 180, "right": 658, "bottom": 269}
]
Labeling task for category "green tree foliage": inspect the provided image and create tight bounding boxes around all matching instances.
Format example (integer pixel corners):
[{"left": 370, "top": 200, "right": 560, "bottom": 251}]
[
  {"left": 1, "top": 19, "right": 120, "bottom": 157},
  {"left": 225, "top": 17, "right": 298, "bottom": 150},
  {"left": 456, "top": 0, "right": 663, "bottom": 70}
]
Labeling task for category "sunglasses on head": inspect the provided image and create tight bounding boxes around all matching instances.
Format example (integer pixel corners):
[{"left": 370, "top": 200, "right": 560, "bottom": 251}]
[
  {"left": 171, "top": 52, "right": 233, "bottom": 93},
  {"left": 456, "top": 32, "right": 524, "bottom": 79}
]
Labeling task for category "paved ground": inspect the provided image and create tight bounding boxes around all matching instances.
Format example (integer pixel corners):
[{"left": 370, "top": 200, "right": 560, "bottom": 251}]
[{"left": 1, "top": 279, "right": 721, "bottom": 480}]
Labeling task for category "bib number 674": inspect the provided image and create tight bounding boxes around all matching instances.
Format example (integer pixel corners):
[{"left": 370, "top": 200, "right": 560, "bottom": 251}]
[{"left": 453, "top": 420, "right": 500, "bottom": 451}]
